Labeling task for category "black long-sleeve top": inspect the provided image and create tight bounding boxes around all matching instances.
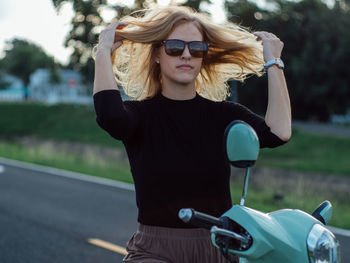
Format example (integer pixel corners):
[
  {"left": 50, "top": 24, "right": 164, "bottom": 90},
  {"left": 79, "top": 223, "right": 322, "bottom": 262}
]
[{"left": 93, "top": 89, "right": 287, "bottom": 228}]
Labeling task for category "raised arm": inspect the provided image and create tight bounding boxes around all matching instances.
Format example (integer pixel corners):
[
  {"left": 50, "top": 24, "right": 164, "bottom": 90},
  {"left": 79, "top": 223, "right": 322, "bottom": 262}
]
[
  {"left": 93, "top": 21, "right": 140, "bottom": 142},
  {"left": 93, "top": 21, "right": 127, "bottom": 95},
  {"left": 253, "top": 31, "right": 292, "bottom": 142}
]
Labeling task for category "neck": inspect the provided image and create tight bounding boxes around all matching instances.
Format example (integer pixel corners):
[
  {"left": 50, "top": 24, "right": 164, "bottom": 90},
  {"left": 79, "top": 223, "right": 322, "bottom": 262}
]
[{"left": 161, "top": 80, "right": 196, "bottom": 100}]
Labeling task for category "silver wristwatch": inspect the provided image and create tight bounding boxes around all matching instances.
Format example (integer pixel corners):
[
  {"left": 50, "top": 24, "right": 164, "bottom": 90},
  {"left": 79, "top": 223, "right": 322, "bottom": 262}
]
[{"left": 264, "top": 58, "right": 284, "bottom": 71}]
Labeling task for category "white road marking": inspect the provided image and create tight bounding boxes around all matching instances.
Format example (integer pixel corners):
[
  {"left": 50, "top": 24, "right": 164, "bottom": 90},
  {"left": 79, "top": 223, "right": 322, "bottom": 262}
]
[
  {"left": 88, "top": 238, "right": 128, "bottom": 255},
  {"left": 0, "top": 165, "right": 4, "bottom": 173},
  {"left": 0, "top": 156, "right": 134, "bottom": 191}
]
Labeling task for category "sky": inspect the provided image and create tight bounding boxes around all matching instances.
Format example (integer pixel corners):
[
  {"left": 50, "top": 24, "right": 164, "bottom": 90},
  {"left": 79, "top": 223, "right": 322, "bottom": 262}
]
[
  {"left": 0, "top": 0, "right": 75, "bottom": 65},
  {"left": 0, "top": 0, "right": 229, "bottom": 66},
  {"left": 0, "top": 0, "right": 335, "bottom": 67}
]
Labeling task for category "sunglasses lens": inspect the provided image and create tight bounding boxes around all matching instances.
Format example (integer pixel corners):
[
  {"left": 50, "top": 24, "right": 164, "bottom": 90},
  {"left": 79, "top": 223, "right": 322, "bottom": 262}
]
[
  {"left": 189, "top": 41, "right": 207, "bottom": 58},
  {"left": 163, "top": 40, "right": 208, "bottom": 58},
  {"left": 164, "top": 40, "right": 185, "bottom": 56}
]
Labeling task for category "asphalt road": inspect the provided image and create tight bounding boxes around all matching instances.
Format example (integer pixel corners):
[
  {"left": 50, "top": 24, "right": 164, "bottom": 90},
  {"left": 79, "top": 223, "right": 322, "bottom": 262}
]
[
  {"left": 0, "top": 159, "right": 348, "bottom": 262},
  {"left": 0, "top": 159, "right": 138, "bottom": 263}
]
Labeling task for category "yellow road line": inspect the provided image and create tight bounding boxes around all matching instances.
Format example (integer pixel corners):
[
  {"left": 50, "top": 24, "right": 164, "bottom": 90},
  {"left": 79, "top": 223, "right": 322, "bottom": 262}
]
[{"left": 88, "top": 238, "right": 128, "bottom": 255}]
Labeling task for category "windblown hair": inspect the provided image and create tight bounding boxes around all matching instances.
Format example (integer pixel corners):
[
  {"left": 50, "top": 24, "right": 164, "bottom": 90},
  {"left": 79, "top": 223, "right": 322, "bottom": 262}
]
[{"left": 96, "top": 5, "right": 265, "bottom": 101}]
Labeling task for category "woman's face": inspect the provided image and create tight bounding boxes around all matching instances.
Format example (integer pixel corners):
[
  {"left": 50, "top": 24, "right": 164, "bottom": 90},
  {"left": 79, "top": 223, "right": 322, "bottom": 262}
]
[{"left": 157, "top": 22, "right": 203, "bottom": 87}]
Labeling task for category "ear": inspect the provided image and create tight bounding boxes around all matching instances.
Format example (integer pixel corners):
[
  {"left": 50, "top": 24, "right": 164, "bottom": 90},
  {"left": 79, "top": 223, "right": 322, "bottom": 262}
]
[{"left": 153, "top": 47, "right": 161, "bottom": 64}]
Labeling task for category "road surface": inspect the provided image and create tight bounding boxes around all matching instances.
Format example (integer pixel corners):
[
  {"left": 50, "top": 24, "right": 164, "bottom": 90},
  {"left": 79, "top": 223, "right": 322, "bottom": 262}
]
[
  {"left": 0, "top": 159, "right": 348, "bottom": 262},
  {"left": 0, "top": 159, "right": 137, "bottom": 263}
]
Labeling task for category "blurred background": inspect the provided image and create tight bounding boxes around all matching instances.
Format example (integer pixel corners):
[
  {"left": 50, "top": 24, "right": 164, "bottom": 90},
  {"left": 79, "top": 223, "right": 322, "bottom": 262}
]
[{"left": 0, "top": 0, "right": 349, "bottom": 262}]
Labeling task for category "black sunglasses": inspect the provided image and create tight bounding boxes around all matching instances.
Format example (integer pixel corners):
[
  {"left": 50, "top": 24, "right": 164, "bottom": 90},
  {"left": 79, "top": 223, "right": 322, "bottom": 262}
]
[{"left": 161, "top": 39, "right": 210, "bottom": 58}]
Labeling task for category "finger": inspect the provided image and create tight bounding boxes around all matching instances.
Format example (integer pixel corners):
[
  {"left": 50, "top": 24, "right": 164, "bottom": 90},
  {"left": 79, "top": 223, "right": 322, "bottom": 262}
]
[
  {"left": 253, "top": 32, "right": 263, "bottom": 41},
  {"left": 260, "top": 32, "right": 271, "bottom": 39},
  {"left": 267, "top": 33, "right": 277, "bottom": 39},
  {"left": 114, "top": 33, "right": 125, "bottom": 42},
  {"left": 106, "top": 21, "right": 127, "bottom": 30},
  {"left": 261, "top": 31, "right": 278, "bottom": 39},
  {"left": 253, "top": 31, "right": 267, "bottom": 40},
  {"left": 106, "top": 21, "right": 119, "bottom": 29},
  {"left": 111, "top": 40, "right": 123, "bottom": 53},
  {"left": 116, "top": 23, "right": 128, "bottom": 29}
]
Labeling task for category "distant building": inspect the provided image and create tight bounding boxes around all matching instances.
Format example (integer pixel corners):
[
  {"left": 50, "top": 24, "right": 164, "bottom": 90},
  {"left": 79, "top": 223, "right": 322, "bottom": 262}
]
[
  {"left": 28, "top": 69, "right": 92, "bottom": 105},
  {"left": 0, "top": 73, "right": 25, "bottom": 101},
  {"left": 330, "top": 109, "right": 350, "bottom": 124}
]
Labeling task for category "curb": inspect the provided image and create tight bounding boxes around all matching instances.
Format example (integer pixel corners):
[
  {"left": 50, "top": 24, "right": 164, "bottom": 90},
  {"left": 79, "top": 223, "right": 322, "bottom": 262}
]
[
  {"left": 0, "top": 156, "right": 349, "bottom": 237},
  {"left": 0, "top": 156, "right": 134, "bottom": 191}
]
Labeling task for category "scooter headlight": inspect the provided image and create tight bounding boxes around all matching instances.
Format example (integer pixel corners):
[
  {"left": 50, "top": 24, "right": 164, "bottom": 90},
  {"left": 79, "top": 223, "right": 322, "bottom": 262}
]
[{"left": 307, "top": 224, "right": 340, "bottom": 263}]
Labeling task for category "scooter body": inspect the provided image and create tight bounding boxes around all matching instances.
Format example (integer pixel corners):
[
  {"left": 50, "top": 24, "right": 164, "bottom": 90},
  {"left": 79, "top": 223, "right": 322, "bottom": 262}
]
[{"left": 212, "top": 205, "right": 320, "bottom": 263}]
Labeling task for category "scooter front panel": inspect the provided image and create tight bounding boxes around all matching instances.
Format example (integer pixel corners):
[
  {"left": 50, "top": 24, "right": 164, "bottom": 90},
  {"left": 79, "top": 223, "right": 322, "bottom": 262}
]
[{"left": 211, "top": 205, "right": 319, "bottom": 263}]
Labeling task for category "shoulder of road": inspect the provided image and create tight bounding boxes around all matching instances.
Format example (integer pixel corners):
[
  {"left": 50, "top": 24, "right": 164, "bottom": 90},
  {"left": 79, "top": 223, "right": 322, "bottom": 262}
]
[{"left": 0, "top": 156, "right": 349, "bottom": 236}]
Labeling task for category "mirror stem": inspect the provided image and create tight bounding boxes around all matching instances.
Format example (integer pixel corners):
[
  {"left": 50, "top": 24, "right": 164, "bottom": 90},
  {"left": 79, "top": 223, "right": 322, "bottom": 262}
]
[{"left": 240, "top": 167, "right": 251, "bottom": 206}]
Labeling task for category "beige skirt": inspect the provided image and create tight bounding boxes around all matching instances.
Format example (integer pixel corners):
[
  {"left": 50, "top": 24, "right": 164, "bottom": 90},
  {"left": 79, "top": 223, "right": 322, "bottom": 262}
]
[{"left": 123, "top": 223, "right": 238, "bottom": 263}]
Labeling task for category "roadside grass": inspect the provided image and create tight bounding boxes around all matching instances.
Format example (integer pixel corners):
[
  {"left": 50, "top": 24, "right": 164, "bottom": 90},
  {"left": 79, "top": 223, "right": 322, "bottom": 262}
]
[
  {"left": 258, "top": 128, "right": 350, "bottom": 175},
  {"left": 1, "top": 101, "right": 350, "bottom": 175},
  {"left": 0, "top": 101, "right": 123, "bottom": 148},
  {"left": 230, "top": 176, "right": 350, "bottom": 230},
  {"left": 0, "top": 140, "right": 132, "bottom": 183},
  {"left": 0, "top": 139, "right": 349, "bottom": 229}
]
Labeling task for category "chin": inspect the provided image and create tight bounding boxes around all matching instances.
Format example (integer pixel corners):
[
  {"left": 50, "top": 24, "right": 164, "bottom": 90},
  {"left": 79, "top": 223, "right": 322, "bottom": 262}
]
[
  {"left": 174, "top": 75, "right": 197, "bottom": 84},
  {"left": 175, "top": 78, "right": 196, "bottom": 86}
]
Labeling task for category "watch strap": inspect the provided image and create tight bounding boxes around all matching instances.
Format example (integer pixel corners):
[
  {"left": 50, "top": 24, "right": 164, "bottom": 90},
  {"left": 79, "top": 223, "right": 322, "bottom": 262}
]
[{"left": 264, "top": 58, "right": 284, "bottom": 72}]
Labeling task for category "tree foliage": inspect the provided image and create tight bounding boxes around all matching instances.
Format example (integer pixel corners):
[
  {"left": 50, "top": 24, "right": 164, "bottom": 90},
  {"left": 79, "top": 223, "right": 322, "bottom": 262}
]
[
  {"left": 0, "top": 38, "right": 58, "bottom": 99},
  {"left": 225, "top": 0, "right": 350, "bottom": 121},
  {"left": 52, "top": 0, "right": 107, "bottom": 84},
  {"left": 50, "top": 0, "right": 350, "bottom": 120},
  {"left": 51, "top": 0, "right": 208, "bottom": 85},
  {"left": 0, "top": 73, "right": 11, "bottom": 90},
  {"left": 182, "top": 0, "right": 211, "bottom": 11}
]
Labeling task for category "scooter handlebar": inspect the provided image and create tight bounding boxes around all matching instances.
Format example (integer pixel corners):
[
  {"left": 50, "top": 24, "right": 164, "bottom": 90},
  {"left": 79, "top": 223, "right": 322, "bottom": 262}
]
[{"left": 178, "top": 208, "right": 223, "bottom": 229}]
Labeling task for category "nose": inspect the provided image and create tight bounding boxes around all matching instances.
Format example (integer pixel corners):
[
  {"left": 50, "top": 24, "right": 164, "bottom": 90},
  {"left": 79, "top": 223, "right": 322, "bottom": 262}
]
[{"left": 181, "top": 44, "right": 191, "bottom": 60}]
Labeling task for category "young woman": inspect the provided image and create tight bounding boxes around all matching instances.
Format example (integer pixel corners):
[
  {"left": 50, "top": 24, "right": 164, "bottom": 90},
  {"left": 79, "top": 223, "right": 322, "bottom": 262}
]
[{"left": 93, "top": 5, "right": 291, "bottom": 263}]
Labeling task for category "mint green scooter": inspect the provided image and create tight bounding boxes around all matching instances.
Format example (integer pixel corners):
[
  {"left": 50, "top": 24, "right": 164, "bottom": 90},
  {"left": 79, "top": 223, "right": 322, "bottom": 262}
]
[{"left": 179, "top": 120, "right": 341, "bottom": 263}]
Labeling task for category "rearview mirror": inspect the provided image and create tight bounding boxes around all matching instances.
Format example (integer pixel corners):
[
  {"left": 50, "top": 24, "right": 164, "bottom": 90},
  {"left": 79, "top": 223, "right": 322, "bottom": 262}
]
[{"left": 224, "top": 120, "right": 260, "bottom": 168}]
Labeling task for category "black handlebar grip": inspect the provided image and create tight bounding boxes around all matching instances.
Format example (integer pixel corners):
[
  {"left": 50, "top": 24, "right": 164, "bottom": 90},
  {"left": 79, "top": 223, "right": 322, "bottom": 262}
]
[{"left": 179, "top": 208, "right": 223, "bottom": 229}]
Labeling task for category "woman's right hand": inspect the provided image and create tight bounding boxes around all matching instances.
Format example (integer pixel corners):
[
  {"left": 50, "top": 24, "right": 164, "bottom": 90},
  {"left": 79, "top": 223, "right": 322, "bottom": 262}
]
[{"left": 97, "top": 21, "right": 128, "bottom": 54}]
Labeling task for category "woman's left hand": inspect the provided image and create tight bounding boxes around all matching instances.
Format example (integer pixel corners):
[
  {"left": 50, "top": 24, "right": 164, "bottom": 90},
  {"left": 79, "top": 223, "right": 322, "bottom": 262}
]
[{"left": 253, "top": 31, "right": 284, "bottom": 62}]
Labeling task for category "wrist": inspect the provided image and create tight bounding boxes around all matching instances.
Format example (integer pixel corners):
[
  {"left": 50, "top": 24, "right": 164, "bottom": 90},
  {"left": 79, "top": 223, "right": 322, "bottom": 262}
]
[
  {"left": 96, "top": 46, "right": 112, "bottom": 55},
  {"left": 266, "top": 64, "right": 283, "bottom": 72},
  {"left": 264, "top": 58, "right": 284, "bottom": 72},
  {"left": 95, "top": 48, "right": 112, "bottom": 60}
]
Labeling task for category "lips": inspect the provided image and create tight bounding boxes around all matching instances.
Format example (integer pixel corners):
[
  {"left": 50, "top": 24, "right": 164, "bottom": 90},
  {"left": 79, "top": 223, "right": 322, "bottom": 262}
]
[{"left": 176, "top": 64, "right": 193, "bottom": 69}]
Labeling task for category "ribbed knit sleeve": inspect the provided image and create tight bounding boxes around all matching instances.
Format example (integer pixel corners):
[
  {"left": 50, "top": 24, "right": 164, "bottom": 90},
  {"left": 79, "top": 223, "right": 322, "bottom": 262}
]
[
  {"left": 93, "top": 89, "right": 140, "bottom": 141},
  {"left": 221, "top": 101, "right": 288, "bottom": 148}
]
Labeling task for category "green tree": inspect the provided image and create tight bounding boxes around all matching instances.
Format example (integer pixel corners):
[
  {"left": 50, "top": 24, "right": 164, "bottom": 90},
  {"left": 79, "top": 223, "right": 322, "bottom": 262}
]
[
  {"left": 52, "top": 0, "right": 106, "bottom": 85},
  {"left": 181, "top": 0, "right": 212, "bottom": 11},
  {"left": 0, "top": 38, "right": 58, "bottom": 99},
  {"left": 225, "top": 0, "right": 350, "bottom": 121},
  {"left": 51, "top": 0, "right": 146, "bottom": 85},
  {"left": 52, "top": 0, "right": 210, "bottom": 86},
  {"left": 225, "top": 0, "right": 265, "bottom": 28},
  {"left": 0, "top": 72, "right": 11, "bottom": 90}
]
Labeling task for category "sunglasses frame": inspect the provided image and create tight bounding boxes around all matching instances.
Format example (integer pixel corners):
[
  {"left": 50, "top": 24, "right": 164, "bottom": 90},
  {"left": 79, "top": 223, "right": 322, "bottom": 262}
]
[{"left": 161, "top": 39, "right": 210, "bottom": 58}]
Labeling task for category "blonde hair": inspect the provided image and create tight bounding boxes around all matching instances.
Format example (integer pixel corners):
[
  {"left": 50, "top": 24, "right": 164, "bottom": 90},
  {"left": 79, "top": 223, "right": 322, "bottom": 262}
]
[{"left": 97, "top": 5, "right": 265, "bottom": 101}]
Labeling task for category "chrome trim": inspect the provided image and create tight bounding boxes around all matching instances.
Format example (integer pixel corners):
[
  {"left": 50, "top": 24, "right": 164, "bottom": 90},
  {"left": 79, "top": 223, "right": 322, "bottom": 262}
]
[
  {"left": 211, "top": 226, "right": 250, "bottom": 247},
  {"left": 307, "top": 224, "right": 326, "bottom": 252}
]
